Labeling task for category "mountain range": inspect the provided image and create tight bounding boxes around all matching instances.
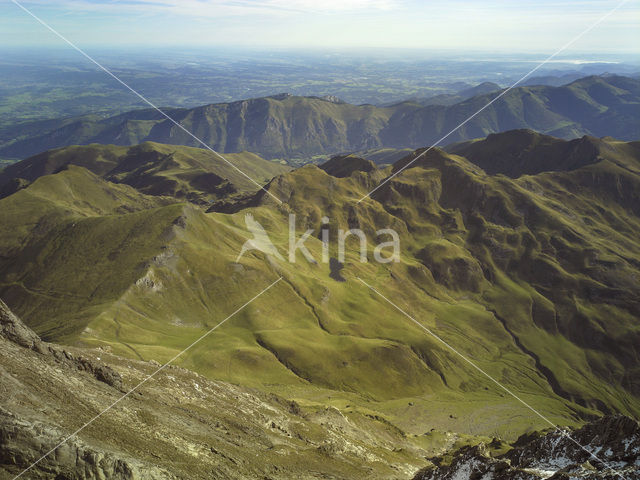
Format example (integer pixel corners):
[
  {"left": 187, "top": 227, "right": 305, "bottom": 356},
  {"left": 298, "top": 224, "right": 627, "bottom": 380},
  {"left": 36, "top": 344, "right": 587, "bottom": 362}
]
[
  {"left": 1, "top": 75, "right": 638, "bottom": 162},
  {"left": 0, "top": 128, "right": 638, "bottom": 421},
  {"left": 1, "top": 126, "right": 640, "bottom": 476}
]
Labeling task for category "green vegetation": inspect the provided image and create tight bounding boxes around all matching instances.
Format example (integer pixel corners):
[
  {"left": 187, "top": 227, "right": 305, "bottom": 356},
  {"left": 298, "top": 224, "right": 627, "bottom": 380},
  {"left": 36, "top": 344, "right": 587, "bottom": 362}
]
[
  {"left": 0, "top": 132, "right": 638, "bottom": 445},
  {"left": 0, "top": 142, "right": 289, "bottom": 204}
]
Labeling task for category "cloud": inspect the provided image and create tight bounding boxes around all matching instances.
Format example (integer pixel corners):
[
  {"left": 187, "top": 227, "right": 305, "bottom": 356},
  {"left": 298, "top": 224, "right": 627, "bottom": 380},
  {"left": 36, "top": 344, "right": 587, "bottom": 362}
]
[
  {"left": 263, "top": 0, "right": 398, "bottom": 11},
  {"left": 5, "top": 0, "right": 638, "bottom": 50},
  {"left": 17, "top": 0, "right": 399, "bottom": 17}
]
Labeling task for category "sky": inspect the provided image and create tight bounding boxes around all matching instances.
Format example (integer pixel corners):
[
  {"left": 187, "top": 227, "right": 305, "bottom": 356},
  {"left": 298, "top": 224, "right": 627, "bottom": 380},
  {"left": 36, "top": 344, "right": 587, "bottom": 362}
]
[{"left": 1, "top": 0, "right": 639, "bottom": 54}]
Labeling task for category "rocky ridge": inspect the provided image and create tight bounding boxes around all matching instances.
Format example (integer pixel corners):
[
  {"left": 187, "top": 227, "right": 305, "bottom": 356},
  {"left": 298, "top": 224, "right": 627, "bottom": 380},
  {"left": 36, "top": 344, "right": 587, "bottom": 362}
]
[{"left": 414, "top": 415, "right": 640, "bottom": 480}]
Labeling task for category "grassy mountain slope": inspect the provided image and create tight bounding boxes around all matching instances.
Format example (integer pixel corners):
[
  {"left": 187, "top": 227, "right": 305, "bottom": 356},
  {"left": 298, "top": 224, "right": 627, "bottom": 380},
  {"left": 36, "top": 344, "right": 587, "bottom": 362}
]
[
  {"left": 381, "top": 75, "right": 639, "bottom": 148},
  {"left": 1, "top": 76, "right": 637, "bottom": 162},
  {"left": 0, "top": 132, "right": 638, "bottom": 442},
  {"left": 0, "top": 142, "right": 289, "bottom": 204},
  {"left": 353, "top": 147, "right": 415, "bottom": 165},
  {"left": 445, "top": 128, "right": 638, "bottom": 177},
  {"left": 2, "top": 300, "right": 449, "bottom": 479},
  {"left": 0, "top": 165, "right": 183, "bottom": 340}
]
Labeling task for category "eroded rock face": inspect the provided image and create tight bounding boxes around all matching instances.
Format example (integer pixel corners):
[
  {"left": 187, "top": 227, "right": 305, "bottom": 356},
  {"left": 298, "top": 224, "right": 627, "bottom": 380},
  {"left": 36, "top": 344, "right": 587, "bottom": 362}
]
[
  {"left": 414, "top": 415, "right": 640, "bottom": 480},
  {"left": 0, "top": 300, "right": 169, "bottom": 479},
  {"left": 0, "top": 299, "right": 122, "bottom": 390},
  {"left": 0, "top": 299, "right": 42, "bottom": 350},
  {"left": 0, "top": 409, "right": 174, "bottom": 480}
]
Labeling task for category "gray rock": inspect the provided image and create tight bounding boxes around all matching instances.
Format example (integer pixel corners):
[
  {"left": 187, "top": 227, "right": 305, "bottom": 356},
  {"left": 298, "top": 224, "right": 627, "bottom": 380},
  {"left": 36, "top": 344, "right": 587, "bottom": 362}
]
[
  {"left": 414, "top": 415, "right": 640, "bottom": 480},
  {"left": 0, "top": 299, "right": 122, "bottom": 390},
  {"left": 0, "top": 299, "right": 43, "bottom": 351},
  {"left": 0, "top": 410, "right": 174, "bottom": 479}
]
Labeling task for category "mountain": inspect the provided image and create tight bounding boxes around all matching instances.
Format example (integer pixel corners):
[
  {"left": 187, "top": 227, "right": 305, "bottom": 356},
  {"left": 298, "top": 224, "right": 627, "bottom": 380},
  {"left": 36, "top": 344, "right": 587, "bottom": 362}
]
[
  {"left": 0, "top": 108, "right": 173, "bottom": 161},
  {"left": 0, "top": 94, "right": 402, "bottom": 162},
  {"left": 352, "top": 147, "right": 414, "bottom": 165},
  {"left": 446, "top": 128, "right": 639, "bottom": 177},
  {"left": 522, "top": 72, "right": 585, "bottom": 87},
  {"left": 382, "top": 75, "right": 640, "bottom": 147},
  {"left": 0, "top": 298, "right": 436, "bottom": 479},
  {"left": 3, "top": 298, "right": 637, "bottom": 478},
  {"left": 0, "top": 130, "right": 638, "bottom": 452},
  {"left": 458, "top": 81, "right": 503, "bottom": 98},
  {"left": 318, "top": 154, "right": 378, "bottom": 178},
  {"left": 0, "top": 142, "right": 289, "bottom": 205},
  {"left": 1, "top": 75, "right": 638, "bottom": 162}
]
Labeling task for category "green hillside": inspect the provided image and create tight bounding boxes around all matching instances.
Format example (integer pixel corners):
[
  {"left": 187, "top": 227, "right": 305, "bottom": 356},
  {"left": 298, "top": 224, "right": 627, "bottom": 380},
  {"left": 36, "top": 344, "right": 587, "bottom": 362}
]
[
  {"left": 0, "top": 132, "right": 638, "bottom": 442},
  {"left": 0, "top": 142, "right": 289, "bottom": 204},
  {"left": 445, "top": 128, "right": 637, "bottom": 177},
  {"left": 1, "top": 75, "right": 638, "bottom": 162}
]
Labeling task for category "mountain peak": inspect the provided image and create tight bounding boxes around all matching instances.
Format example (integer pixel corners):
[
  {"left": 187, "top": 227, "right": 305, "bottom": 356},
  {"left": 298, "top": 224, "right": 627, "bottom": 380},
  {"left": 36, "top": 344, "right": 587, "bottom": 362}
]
[
  {"left": 447, "top": 129, "right": 614, "bottom": 177},
  {"left": 458, "top": 81, "right": 502, "bottom": 98},
  {"left": 391, "top": 147, "right": 452, "bottom": 173},
  {"left": 315, "top": 95, "right": 345, "bottom": 104},
  {"left": 319, "top": 154, "right": 377, "bottom": 177}
]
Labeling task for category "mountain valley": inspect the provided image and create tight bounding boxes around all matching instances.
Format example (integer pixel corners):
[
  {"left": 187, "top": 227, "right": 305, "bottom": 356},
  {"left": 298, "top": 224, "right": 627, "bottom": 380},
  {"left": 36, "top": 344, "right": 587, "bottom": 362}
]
[{"left": 0, "top": 130, "right": 638, "bottom": 467}]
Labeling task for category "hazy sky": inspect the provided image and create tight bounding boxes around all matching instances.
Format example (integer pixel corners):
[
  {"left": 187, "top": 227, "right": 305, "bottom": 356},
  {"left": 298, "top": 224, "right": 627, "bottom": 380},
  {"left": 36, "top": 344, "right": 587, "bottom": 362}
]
[{"left": 1, "top": 0, "right": 639, "bottom": 53}]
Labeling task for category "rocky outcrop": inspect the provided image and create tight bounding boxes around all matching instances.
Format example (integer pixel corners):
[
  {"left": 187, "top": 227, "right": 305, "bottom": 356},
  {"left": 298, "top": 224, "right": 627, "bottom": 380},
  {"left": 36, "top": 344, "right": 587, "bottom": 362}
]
[
  {"left": 0, "top": 300, "right": 165, "bottom": 479},
  {"left": 414, "top": 415, "right": 640, "bottom": 480},
  {"left": 0, "top": 409, "right": 173, "bottom": 480},
  {"left": 0, "top": 299, "right": 122, "bottom": 390},
  {"left": 0, "top": 298, "right": 43, "bottom": 351}
]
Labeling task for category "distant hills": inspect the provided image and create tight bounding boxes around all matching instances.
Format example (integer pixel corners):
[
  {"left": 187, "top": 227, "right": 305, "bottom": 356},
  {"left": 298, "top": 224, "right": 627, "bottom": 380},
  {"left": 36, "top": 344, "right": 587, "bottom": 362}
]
[
  {"left": 1, "top": 75, "right": 638, "bottom": 162},
  {"left": 410, "top": 81, "right": 502, "bottom": 106}
]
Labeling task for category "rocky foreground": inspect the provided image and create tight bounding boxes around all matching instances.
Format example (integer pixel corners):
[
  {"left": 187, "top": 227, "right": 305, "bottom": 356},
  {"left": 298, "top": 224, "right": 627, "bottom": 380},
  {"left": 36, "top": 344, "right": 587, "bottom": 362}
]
[
  {"left": 2, "top": 297, "right": 638, "bottom": 479},
  {"left": 0, "top": 298, "right": 429, "bottom": 479},
  {"left": 414, "top": 416, "right": 640, "bottom": 480}
]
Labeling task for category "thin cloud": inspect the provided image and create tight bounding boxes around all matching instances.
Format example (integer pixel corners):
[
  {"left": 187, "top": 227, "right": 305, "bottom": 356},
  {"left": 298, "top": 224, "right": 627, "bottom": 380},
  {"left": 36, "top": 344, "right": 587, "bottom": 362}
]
[
  {"left": 3, "top": 0, "right": 637, "bottom": 50},
  {"left": 16, "top": 0, "right": 400, "bottom": 17}
]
